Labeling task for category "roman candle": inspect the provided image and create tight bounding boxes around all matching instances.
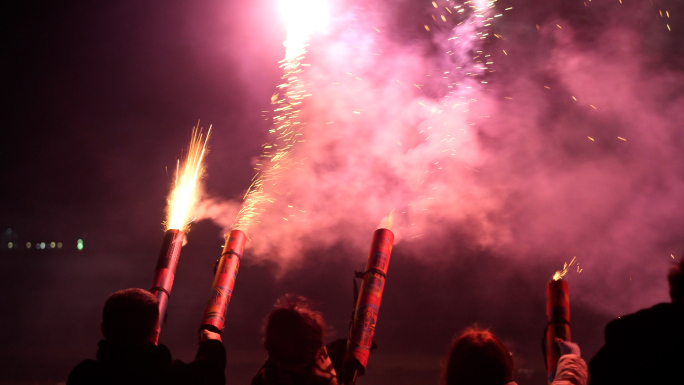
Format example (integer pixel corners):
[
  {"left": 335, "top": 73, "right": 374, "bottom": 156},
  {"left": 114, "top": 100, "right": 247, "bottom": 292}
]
[
  {"left": 545, "top": 277, "right": 571, "bottom": 383},
  {"left": 342, "top": 227, "right": 394, "bottom": 384},
  {"left": 199, "top": 229, "right": 247, "bottom": 334}
]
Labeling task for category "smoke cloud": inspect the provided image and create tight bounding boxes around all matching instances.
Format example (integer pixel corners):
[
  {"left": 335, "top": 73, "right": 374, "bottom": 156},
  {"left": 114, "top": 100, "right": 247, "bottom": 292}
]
[{"left": 197, "top": 0, "right": 684, "bottom": 313}]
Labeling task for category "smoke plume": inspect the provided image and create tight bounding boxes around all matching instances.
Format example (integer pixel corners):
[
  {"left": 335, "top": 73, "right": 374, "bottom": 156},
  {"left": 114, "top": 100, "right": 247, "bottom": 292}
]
[{"left": 198, "top": 0, "right": 684, "bottom": 313}]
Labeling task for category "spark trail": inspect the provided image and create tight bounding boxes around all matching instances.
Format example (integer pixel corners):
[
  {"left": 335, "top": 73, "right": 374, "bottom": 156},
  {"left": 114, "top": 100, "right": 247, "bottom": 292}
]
[{"left": 230, "top": 0, "right": 329, "bottom": 234}]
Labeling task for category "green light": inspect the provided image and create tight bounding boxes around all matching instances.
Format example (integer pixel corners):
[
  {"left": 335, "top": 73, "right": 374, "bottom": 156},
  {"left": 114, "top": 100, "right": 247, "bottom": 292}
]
[{"left": 77, "top": 239, "right": 84, "bottom": 250}]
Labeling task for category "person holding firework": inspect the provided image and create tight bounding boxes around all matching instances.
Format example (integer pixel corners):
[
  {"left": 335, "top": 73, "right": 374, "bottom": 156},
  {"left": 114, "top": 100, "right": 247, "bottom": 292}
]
[
  {"left": 251, "top": 294, "right": 338, "bottom": 385},
  {"left": 67, "top": 288, "right": 226, "bottom": 385},
  {"left": 440, "top": 326, "right": 587, "bottom": 385}
]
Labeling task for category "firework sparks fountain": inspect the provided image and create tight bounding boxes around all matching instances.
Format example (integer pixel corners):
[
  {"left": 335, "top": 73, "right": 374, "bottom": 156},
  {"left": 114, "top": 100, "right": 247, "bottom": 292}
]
[
  {"left": 149, "top": 125, "right": 211, "bottom": 332},
  {"left": 198, "top": 0, "right": 328, "bottom": 334}
]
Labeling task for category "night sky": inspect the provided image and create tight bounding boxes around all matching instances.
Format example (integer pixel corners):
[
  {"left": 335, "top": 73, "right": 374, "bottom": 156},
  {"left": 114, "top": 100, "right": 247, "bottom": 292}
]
[{"left": 2, "top": 1, "right": 684, "bottom": 384}]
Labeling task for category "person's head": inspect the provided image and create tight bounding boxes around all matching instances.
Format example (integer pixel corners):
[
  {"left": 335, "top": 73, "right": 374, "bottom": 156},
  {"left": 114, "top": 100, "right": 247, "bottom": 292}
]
[
  {"left": 441, "top": 326, "right": 516, "bottom": 385},
  {"left": 668, "top": 255, "right": 684, "bottom": 303},
  {"left": 263, "top": 294, "right": 325, "bottom": 366},
  {"left": 100, "top": 288, "right": 160, "bottom": 346}
]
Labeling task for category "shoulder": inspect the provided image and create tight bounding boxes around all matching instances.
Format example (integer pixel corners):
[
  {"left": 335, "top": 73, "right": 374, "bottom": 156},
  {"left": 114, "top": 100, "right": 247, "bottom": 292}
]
[
  {"left": 605, "top": 302, "right": 675, "bottom": 341},
  {"left": 67, "top": 360, "right": 103, "bottom": 385}
]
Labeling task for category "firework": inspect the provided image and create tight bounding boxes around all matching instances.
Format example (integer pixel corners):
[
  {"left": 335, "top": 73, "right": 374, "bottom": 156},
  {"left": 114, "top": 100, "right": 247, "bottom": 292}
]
[
  {"left": 231, "top": 0, "right": 328, "bottom": 233},
  {"left": 545, "top": 278, "right": 571, "bottom": 384},
  {"left": 199, "top": 229, "right": 247, "bottom": 333},
  {"left": 150, "top": 124, "right": 211, "bottom": 332},
  {"left": 342, "top": 227, "right": 394, "bottom": 384},
  {"left": 150, "top": 229, "right": 184, "bottom": 331}
]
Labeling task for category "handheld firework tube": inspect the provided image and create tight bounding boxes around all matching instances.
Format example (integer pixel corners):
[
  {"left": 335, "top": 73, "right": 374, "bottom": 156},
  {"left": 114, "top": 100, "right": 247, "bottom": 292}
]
[
  {"left": 199, "top": 229, "right": 247, "bottom": 334},
  {"left": 343, "top": 228, "right": 394, "bottom": 384},
  {"left": 150, "top": 229, "right": 185, "bottom": 332},
  {"left": 545, "top": 279, "right": 571, "bottom": 384}
]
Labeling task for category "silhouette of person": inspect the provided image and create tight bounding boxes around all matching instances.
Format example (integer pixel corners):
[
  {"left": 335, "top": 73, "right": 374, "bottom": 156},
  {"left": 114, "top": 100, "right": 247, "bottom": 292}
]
[
  {"left": 589, "top": 256, "right": 684, "bottom": 384},
  {"left": 251, "top": 294, "right": 338, "bottom": 385},
  {"left": 441, "top": 326, "right": 587, "bottom": 385},
  {"left": 67, "top": 288, "right": 226, "bottom": 385}
]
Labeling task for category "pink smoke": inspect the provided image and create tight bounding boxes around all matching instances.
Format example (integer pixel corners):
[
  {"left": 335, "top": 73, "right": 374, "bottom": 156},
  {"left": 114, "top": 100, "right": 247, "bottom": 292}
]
[{"left": 198, "top": 1, "right": 684, "bottom": 314}]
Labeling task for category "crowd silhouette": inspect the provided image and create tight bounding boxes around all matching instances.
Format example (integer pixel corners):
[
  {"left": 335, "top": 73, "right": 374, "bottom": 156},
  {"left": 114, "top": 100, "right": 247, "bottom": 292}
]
[{"left": 67, "top": 256, "right": 684, "bottom": 385}]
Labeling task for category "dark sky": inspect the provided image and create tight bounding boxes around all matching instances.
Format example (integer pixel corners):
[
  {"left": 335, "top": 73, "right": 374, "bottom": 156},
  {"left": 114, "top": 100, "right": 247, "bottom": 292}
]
[{"left": 2, "top": 1, "right": 684, "bottom": 384}]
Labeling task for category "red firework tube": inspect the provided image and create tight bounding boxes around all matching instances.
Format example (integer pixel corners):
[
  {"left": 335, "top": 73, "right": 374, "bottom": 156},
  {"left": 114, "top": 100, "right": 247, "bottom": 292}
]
[
  {"left": 343, "top": 228, "right": 394, "bottom": 384},
  {"left": 545, "top": 279, "right": 571, "bottom": 384},
  {"left": 199, "top": 229, "right": 247, "bottom": 334},
  {"left": 150, "top": 229, "right": 185, "bottom": 332}
]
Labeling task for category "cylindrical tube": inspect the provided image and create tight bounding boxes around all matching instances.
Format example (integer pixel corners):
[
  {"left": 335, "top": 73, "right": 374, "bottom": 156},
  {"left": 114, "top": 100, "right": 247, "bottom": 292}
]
[
  {"left": 150, "top": 229, "right": 185, "bottom": 332},
  {"left": 343, "top": 228, "right": 394, "bottom": 383},
  {"left": 199, "top": 229, "right": 247, "bottom": 334},
  {"left": 546, "top": 279, "right": 571, "bottom": 384}
]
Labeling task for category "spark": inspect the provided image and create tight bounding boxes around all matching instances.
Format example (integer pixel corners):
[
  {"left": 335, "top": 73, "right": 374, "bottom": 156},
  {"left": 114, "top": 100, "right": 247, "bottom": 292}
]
[
  {"left": 552, "top": 256, "right": 577, "bottom": 281},
  {"left": 166, "top": 124, "right": 211, "bottom": 232},
  {"left": 588, "top": 136, "right": 595, "bottom": 141}
]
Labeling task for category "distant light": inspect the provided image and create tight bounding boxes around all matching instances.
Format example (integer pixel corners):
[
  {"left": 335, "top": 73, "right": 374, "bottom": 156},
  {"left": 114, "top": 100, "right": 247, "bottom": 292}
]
[
  {"left": 26, "top": 242, "right": 32, "bottom": 248},
  {"left": 50, "top": 242, "right": 56, "bottom": 249},
  {"left": 40, "top": 242, "right": 46, "bottom": 249},
  {"left": 77, "top": 239, "right": 84, "bottom": 251},
  {"left": 57, "top": 242, "right": 63, "bottom": 249},
  {"left": 8, "top": 242, "right": 13, "bottom": 249}
]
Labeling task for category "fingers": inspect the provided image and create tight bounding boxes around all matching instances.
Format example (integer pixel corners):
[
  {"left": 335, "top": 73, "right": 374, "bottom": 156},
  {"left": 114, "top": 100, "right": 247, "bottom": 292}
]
[
  {"left": 200, "top": 329, "right": 223, "bottom": 343},
  {"left": 555, "top": 337, "right": 581, "bottom": 357}
]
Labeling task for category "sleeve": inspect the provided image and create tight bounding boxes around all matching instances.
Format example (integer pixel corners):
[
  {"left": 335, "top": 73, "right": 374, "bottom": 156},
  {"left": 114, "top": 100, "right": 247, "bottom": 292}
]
[
  {"left": 172, "top": 340, "right": 227, "bottom": 385},
  {"left": 551, "top": 354, "right": 588, "bottom": 385}
]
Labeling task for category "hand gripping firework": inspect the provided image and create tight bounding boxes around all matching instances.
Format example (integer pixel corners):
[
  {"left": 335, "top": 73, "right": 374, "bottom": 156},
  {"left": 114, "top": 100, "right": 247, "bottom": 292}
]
[
  {"left": 545, "top": 278, "right": 571, "bottom": 384},
  {"left": 199, "top": 229, "right": 247, "bottom": 334},
  {"left": 342, "top": 228, "right": 394, "bottom": 384},
  {"left": 150, "top": 229, "right": 185, "bottom": 331}
]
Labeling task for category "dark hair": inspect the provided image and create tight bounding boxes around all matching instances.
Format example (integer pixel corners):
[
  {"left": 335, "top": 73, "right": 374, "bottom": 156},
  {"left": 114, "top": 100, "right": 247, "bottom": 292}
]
[
  {"left": 668, "top": 255, "right": 684, "bottom": 303},
  {"left": 264, "top": 294, "right": 325, "bottom": 365},
  {"left": 441, "top": 326, "right": 516, "bottom": 385},
  {"left": 102, "top": 288, "right": 159, "bottom": 345}
]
